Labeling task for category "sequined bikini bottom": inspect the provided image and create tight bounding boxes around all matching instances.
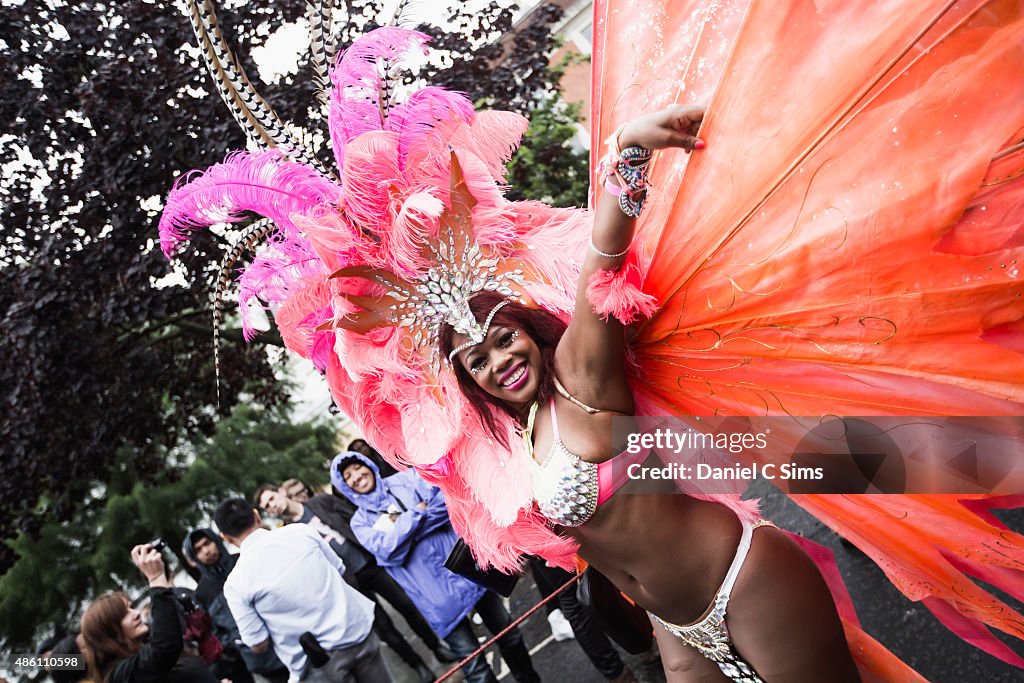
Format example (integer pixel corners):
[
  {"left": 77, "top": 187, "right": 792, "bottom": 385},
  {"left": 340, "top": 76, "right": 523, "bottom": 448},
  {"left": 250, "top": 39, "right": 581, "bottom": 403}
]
[{"left": 649, "top": 518, "right": 774, "bottom": 683}]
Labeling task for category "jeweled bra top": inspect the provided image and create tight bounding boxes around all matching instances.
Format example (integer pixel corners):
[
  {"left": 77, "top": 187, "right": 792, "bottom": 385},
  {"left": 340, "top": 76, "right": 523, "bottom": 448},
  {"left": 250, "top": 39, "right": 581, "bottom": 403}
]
[{"left": 526, "top": 378, "right": 649, "bottom": 527}]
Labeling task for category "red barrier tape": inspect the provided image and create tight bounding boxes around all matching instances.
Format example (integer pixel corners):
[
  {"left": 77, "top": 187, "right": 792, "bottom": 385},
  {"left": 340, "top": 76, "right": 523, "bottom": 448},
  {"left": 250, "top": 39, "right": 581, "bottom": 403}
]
[{"left": 433, "top": 572, "right": 582, "bottom": 683}]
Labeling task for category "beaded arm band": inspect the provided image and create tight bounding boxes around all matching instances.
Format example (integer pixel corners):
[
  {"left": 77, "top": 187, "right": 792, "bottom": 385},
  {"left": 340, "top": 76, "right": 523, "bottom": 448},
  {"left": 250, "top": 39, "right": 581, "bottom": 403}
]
[
  {"left": 597, "top": 125, "right": 654, "bottom": 218},
  {"left": 589, "top": 239, "right": 630, "bottom": 259}
]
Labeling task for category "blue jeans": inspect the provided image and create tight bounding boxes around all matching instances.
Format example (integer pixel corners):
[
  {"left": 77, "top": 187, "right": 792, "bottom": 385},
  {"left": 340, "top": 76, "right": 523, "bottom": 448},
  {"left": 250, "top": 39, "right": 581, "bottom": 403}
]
[{"left": 443, "top": 591, "right": 540, "bottom": 683}]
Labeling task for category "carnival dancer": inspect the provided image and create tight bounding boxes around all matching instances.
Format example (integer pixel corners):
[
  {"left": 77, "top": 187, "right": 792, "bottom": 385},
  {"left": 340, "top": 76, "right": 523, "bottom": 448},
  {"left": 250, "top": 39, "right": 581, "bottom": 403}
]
[
  {"left": 435, "top": 103, "right": 861, "bottom": 679},
  {"left": 159, "top": 2, "right": 1024, "bottom": 681}
]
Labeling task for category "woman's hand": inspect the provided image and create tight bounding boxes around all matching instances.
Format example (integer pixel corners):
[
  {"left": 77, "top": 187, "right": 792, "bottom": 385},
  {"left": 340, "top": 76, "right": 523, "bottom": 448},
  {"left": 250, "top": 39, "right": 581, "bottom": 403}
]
[
  {"left": 618, "top": 104, "right": 706, "bottom": 152},
  {"left": 131, "top": 543, "right": 171, "bottom": 588}
]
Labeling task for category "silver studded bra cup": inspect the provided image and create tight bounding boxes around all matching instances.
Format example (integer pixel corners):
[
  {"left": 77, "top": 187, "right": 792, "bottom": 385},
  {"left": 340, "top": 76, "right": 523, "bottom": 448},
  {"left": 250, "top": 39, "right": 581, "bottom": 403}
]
[{"left": 531, "top": 438, "right": 600, "bottom": 527}]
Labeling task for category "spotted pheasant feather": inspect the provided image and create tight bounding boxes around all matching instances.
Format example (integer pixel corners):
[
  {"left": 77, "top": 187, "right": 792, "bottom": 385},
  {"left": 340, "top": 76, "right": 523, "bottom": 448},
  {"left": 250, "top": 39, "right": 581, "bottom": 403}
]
[
  {"left": 307, "top": 1, "right": 334, "bottom": 114},
  {"left": 184, "top": 0, "right": 334, "bottom": 179},
  {"left": 212, "top": 218, "right": 278, "bottom": 406},
  {"left": 388, "top": 0, "right": 435, "bottom": 28}
]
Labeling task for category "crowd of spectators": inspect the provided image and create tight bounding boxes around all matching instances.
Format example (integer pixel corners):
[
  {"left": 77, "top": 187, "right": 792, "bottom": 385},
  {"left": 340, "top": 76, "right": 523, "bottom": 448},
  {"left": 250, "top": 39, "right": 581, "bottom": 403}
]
[{"left": 40, "top": 439, "right": 645, "bottom": 683}]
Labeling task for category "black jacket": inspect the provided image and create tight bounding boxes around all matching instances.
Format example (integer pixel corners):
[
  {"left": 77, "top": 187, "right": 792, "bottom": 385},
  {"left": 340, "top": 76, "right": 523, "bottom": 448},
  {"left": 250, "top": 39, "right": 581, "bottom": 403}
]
[
  {"left": 106, "top": 588, "right": 217, "bottom": 683},
  {"left": 305, "top": 493, "right": 360, "bottom": 544}
]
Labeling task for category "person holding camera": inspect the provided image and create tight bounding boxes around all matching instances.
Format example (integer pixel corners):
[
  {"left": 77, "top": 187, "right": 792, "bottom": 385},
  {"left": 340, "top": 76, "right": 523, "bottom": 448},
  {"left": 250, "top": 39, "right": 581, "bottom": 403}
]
[{"left": 80, "top": 542, "right": 220, "bottom": 683}]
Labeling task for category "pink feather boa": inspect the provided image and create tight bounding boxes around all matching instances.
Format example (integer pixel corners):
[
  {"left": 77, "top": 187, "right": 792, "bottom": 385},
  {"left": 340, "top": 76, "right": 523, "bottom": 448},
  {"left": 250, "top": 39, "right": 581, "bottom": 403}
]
[{"left": 586, "top": 262, "right": 659, "bottom": 324}]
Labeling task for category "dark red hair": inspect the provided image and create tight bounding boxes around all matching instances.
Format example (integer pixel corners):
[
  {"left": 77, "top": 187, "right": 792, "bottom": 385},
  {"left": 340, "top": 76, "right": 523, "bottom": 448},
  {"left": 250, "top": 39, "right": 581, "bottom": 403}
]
[{"left": 439, "top": 291, "right": 567, "bottom": 444}]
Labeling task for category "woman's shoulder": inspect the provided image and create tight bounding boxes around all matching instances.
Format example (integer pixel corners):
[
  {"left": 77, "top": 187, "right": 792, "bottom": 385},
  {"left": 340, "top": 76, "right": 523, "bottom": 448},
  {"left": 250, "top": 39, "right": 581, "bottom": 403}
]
[
  {"left": 109, "top": 652, "right": 217, "bottom": 683},
  {"left": 551, "top": 355, "right": 635, "bottom": 417}
]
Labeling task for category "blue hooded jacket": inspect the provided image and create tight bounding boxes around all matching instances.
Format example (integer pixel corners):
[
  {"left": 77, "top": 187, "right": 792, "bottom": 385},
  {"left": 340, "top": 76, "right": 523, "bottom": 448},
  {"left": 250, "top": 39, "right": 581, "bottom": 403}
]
[{"left": 331, "top": 452, "right": 485, "bottom": 637}]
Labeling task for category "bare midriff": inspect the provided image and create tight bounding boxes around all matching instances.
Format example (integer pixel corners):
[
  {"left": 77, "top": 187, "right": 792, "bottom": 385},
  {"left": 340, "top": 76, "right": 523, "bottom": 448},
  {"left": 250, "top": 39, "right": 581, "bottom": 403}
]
[{"left": 564, "top": 492, "right": 745, "bottom": 626}]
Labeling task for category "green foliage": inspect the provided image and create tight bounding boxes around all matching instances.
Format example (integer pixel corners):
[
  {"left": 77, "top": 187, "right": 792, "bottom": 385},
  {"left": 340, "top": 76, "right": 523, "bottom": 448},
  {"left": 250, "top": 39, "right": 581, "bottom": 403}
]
[
  {"left": 0, "top": 0, "right": 573, "bottom": 652},
  {"left": 0, "top": 0, "right": 566, "bottom": 576},
  {"left": 507, "top": 90, "right": 590, "bottom": 208},
  {"left": 0, "top": 403, "right": 337, "bottom": 650}
]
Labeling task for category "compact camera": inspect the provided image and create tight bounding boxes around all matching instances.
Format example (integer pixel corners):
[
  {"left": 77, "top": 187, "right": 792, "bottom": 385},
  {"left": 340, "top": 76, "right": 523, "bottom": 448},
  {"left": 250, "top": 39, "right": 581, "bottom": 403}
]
[
  {"left": 149, "top": 538, "right": 167, "bottom": 553},
  {"left": 176, "top": 592, "right": 200, "bottom": 614}
]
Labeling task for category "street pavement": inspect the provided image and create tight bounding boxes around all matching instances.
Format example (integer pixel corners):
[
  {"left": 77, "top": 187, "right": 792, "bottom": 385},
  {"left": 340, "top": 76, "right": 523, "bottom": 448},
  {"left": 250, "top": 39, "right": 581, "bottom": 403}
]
[{"left": 380, "top": 481, "right": 1023, "bottom": 682}]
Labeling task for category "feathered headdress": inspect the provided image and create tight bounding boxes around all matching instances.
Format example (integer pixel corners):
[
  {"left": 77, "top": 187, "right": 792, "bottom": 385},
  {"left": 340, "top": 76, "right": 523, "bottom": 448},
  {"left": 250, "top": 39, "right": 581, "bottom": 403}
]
[{"left": 159, "top": 11, "right": 590, "bottom": 570}]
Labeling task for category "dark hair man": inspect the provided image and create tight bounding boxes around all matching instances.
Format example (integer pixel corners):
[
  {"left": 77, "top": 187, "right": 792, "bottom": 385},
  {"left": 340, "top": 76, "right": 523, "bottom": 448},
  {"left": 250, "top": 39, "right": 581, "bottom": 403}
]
[
  {"left": 182, "top": 528, "right": 290, "bottom": 683},
  {"left": 214, "top": 498, "right": 393, "bottom": 683}
]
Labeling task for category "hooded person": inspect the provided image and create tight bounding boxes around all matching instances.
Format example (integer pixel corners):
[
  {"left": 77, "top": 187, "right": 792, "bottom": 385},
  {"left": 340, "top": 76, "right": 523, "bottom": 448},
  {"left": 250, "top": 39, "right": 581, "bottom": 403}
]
[
  {"left": 182, "top": 528, "right": 289, "bottom": 682},
  {"left": 255, "top": 480, "right": 455, "bottom": 682},
  {"left": 40, "top": 632, "right": 88, "bottom": 683},
  {"left": 331, "top": 452, "right": 540, "bottom": 683}
]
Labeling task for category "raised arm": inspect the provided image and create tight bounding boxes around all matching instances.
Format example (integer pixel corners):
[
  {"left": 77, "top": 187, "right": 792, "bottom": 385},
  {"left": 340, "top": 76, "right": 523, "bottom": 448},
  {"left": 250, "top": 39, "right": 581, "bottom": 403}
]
[
  {"left": 557, "top": 105, "right": 706, "bottom": 406},
  {"left": 109, "top": 545, "right": 184, "bottom": 682}
]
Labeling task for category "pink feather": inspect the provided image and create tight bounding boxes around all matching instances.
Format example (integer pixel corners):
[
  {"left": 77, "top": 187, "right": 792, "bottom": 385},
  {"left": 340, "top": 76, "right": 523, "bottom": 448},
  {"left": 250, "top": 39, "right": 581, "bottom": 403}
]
[
  {"left": 340, "top": 131, "right": 402, "bottom": 233},
  {"left": 451, "top": 422, "right": 535, "bottom": 527},
  {"left": 237, "top": 237, "right": 326, "bottom": 341},
  {"left": 329, "top": 28, "right": 431, "bottom": 170},
  {"left": 444, "top": 486, "right": 578, "bottom": 573},
  {"left": 159, "top": 150, "right": 340, "bottom": 257},
  {"left": 334, "top": 323, "right": 413, "bottom": 380},
  {"left": 379, "top": 189, "right": 443, "bottom": 278},
  {"left": 308, "top": 331, "right": 335, "bottom": 372},
  {"left": 469, "top": 110, "right": 530, "bottom": 181},
  {"left": 418, "top": 454, "right": 452, "bottom": 485},
  {"left": 398, "top": 381, "right": 459, "bottom": 466},
  {"left": 586, "top": 262, "right": 659, "bottom": 324},
  {"left": 291, "top": 211, "right": 362, "bottom": 274},
  {"left": 389, "top": 86, "right": 476, "bottom": 166},
  {"left": 514, "top": 202, "right": 591, "bottom": 302},
  {"left": 273, "top": 277, "right": 333, "bottom": 357},
  {"left": 451, "top": 149, "right": 517, "bottom": 245}
]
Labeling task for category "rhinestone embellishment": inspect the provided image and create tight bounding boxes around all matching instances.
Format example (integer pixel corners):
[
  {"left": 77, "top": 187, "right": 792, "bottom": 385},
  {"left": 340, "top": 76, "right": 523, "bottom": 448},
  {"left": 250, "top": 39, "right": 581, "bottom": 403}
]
[{"left": 531, "top": 440, "right": 599, "bottom": 528}]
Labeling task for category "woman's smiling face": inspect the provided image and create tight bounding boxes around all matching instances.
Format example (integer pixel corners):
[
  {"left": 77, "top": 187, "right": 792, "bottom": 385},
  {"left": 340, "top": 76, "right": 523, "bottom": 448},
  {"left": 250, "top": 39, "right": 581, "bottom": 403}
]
[
  {"left": 343, "top": 463, "right": 377, "bottom": 494},
  {"left": 455, "top": 324, "right": 543, "bottom": 413}
]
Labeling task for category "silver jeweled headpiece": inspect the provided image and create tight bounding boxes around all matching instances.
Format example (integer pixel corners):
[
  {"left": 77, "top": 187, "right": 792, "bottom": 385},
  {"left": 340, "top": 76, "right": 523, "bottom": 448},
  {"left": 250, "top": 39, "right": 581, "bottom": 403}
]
[
  {"left": 324, "top": 154, "right": 529, "bottom": 360},
  {"left": 447, "top": 299, "right": 513, "bottom": 362}
]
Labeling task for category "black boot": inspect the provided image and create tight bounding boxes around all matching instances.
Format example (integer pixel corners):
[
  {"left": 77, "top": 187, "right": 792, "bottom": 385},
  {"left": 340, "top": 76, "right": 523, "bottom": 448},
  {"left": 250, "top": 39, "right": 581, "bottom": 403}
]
[{"left": 497, "top": 636, "right": 541, "bottom": 683}]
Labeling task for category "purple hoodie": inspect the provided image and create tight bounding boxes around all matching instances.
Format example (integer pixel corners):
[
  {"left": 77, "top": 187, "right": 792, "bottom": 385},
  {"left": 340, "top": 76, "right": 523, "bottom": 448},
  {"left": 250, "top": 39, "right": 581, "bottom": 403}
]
[{"left": 331, "top": 451, "right": 485, "bottom": 637}]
